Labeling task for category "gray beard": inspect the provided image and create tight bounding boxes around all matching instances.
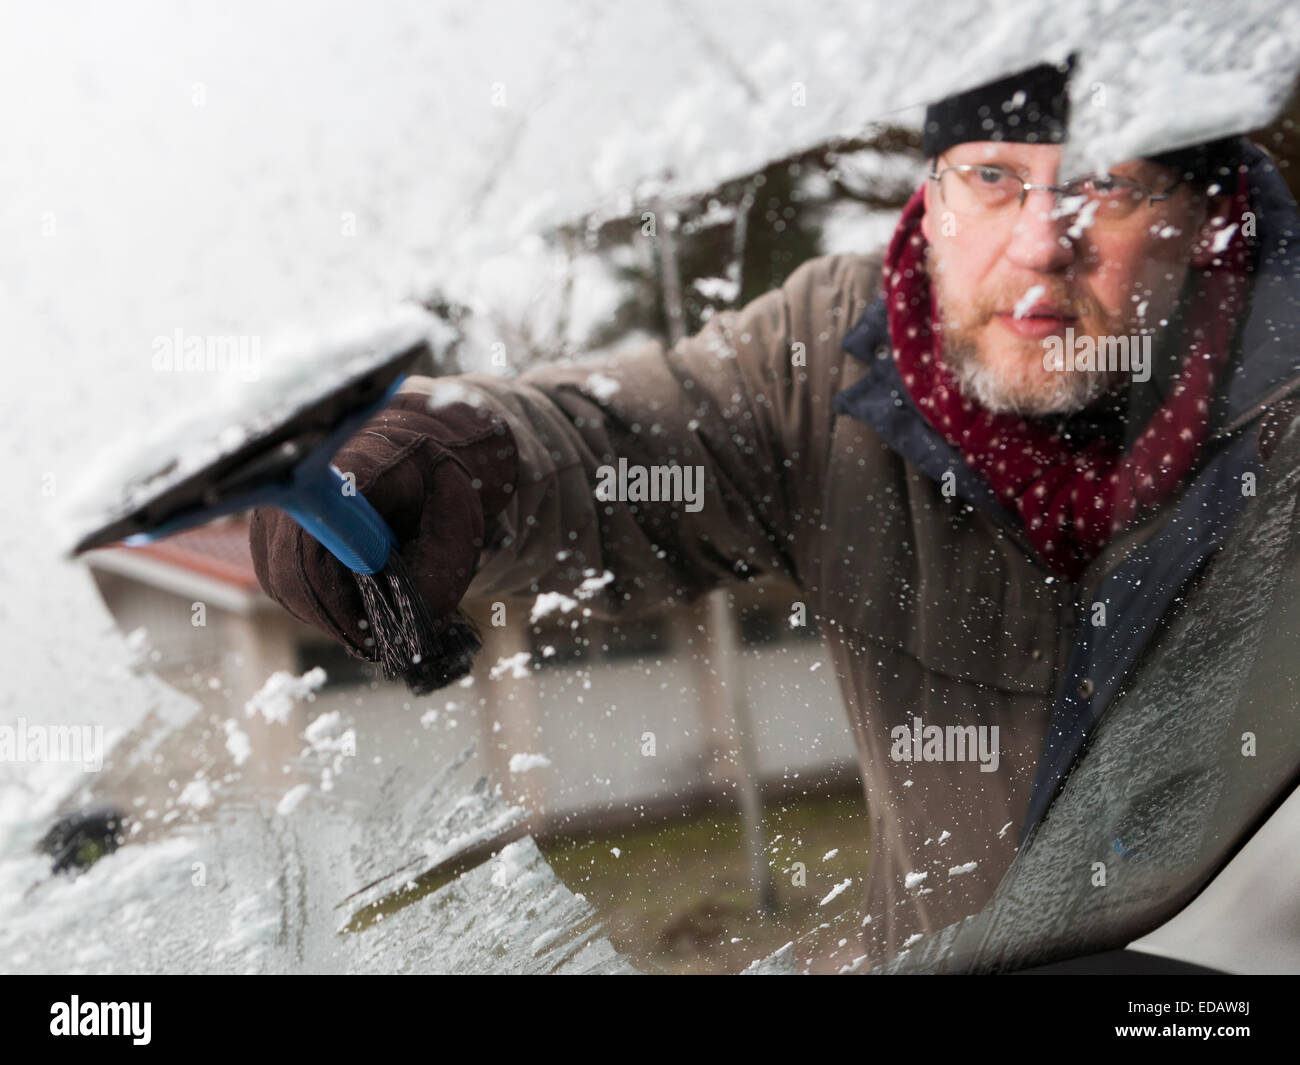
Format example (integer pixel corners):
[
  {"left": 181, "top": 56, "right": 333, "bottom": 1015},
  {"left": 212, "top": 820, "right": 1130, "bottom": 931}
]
[{"left": 942, "top": 336, "right": 1120, "bottom": 417}]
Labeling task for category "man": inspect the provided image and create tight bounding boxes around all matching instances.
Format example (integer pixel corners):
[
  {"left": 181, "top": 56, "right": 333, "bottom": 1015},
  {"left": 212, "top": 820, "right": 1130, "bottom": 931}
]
[{"left": 249, "top": 60, "right": 1300, "bottom": 963}]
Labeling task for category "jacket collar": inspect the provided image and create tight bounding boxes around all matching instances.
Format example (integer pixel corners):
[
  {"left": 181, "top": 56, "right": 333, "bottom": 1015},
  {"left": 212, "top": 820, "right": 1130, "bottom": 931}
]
[
  {"left": 833, "top": 299, "right": 1020, "bottom": 531},
  {"left": 1214, "top": 140, "right": 1300, "bottom": 435}
]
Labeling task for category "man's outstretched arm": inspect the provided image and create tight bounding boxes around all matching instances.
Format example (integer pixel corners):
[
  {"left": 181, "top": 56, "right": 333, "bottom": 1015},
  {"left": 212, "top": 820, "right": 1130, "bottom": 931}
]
[{"left": 249, "top": 253, "right": 877, "bottom": 652}]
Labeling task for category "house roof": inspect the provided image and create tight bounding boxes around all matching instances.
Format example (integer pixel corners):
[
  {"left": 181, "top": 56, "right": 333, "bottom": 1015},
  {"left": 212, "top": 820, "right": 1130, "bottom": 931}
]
[
  {"left": 128, "top": 516, "right": 261, "bottom": 589},
  {"left": 85, "top": 515, "right": 264, "bottom": 608}
]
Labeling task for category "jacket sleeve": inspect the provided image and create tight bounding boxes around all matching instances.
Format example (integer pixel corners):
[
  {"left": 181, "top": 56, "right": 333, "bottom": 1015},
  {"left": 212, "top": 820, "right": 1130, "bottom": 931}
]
[{"left": 396, "top": 253, "right": 878, "bottom": 619}]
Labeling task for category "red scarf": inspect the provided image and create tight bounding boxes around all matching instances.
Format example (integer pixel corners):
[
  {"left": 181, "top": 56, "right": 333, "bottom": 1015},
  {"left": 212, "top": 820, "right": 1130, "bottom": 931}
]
[{"left": 884, "top": 173, "right": 1251, "bottom": 581}]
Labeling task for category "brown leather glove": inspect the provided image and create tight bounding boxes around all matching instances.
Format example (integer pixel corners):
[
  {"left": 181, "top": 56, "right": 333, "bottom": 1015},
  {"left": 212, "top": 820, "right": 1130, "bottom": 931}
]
[{"left": 248, "top": 392, "right": 518, "bottom": 664}]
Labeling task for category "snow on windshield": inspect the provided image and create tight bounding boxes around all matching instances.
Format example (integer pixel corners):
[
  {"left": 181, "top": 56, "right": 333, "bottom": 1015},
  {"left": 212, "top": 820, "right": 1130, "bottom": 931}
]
[{"left": 1, "top": 0, "right": 1296, "bottom": 974}]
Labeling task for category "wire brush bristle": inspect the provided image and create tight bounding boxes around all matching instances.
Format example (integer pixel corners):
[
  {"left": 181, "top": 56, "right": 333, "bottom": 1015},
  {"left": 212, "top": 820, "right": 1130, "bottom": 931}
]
[{"left": 353, "top": 551, "right": 481, "bottom": 694}]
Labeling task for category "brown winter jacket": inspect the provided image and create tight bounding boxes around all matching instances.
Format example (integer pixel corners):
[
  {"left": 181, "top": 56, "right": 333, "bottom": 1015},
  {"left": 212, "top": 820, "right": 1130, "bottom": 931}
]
[{"left": 396, "top": 252, "right": 1080, "bottom": 962}]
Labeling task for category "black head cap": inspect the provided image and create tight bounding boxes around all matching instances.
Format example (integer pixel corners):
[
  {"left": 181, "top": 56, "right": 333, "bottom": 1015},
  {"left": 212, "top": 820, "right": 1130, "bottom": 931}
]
[
  {"left": 922, "top": 57, "right": 1074, "bottom": 159},
  {"left": 922, "top": 55, "right": 1244, "bottom": 186}
]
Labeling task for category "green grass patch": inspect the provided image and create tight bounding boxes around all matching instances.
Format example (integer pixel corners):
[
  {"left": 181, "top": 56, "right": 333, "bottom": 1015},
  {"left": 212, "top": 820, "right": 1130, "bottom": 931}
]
[{"left": 540, "top": 789, "right": 872, "bottom": 974}]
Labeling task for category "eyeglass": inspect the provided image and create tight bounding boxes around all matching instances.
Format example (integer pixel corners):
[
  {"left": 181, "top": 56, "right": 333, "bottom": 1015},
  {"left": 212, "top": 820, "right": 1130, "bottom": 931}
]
[{"left": 929, "top": 162, "right": 1182, "bottom": 226}]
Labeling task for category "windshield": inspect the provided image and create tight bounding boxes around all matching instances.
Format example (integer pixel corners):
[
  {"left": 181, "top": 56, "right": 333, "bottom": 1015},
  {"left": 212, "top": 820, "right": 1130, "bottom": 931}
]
[{"left": 3, "top": 0, "right": 1300, "bottom": 982}]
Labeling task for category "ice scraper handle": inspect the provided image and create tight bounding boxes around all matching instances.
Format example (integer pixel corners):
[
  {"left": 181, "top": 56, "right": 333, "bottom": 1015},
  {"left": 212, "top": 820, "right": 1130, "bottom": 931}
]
[
  {"left": 276, "top": 462, "right": 395, "bottom": 575},
  {"left": 123, "top": 464, "right": 397, "bottom": 574},
  {"left": 122, "top": 375, "right": 408, "bottom": 573}
]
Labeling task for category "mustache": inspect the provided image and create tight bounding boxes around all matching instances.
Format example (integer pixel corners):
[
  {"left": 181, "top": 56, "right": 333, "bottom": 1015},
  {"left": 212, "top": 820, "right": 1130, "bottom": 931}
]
[
  {"left": 923, "top": 251, "right": 1117, "bottom": 330},
  {"left": 940, "top": 285, "right": 1116, "bottom": 332},
  {"left": 973, "top": 285, "right": 1093, "bottom": 321}
]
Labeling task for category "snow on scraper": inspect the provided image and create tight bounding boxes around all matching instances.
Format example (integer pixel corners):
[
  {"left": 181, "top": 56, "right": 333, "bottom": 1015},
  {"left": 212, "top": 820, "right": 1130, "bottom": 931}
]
[{"left": 64, "top": 310, "right": 477, "bottom": 697}]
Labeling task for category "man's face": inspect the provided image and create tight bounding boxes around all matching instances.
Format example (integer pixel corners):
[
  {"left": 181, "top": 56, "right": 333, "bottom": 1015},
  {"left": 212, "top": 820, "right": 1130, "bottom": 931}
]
[{"left": 920, "top": 141, "right": 1214, "bottom": 417}]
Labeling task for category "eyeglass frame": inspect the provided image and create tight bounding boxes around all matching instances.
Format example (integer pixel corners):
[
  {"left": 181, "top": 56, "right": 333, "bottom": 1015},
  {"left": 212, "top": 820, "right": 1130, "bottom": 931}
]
[{"left": 927, "top": 161, "right": 1184, "bottom": 217}]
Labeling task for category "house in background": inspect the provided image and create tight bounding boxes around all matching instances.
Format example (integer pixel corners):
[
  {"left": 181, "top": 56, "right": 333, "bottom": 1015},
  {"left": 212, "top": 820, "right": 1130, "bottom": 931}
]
[{"left": 85, "top": 514, "right": 858, "bottom": 837}]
